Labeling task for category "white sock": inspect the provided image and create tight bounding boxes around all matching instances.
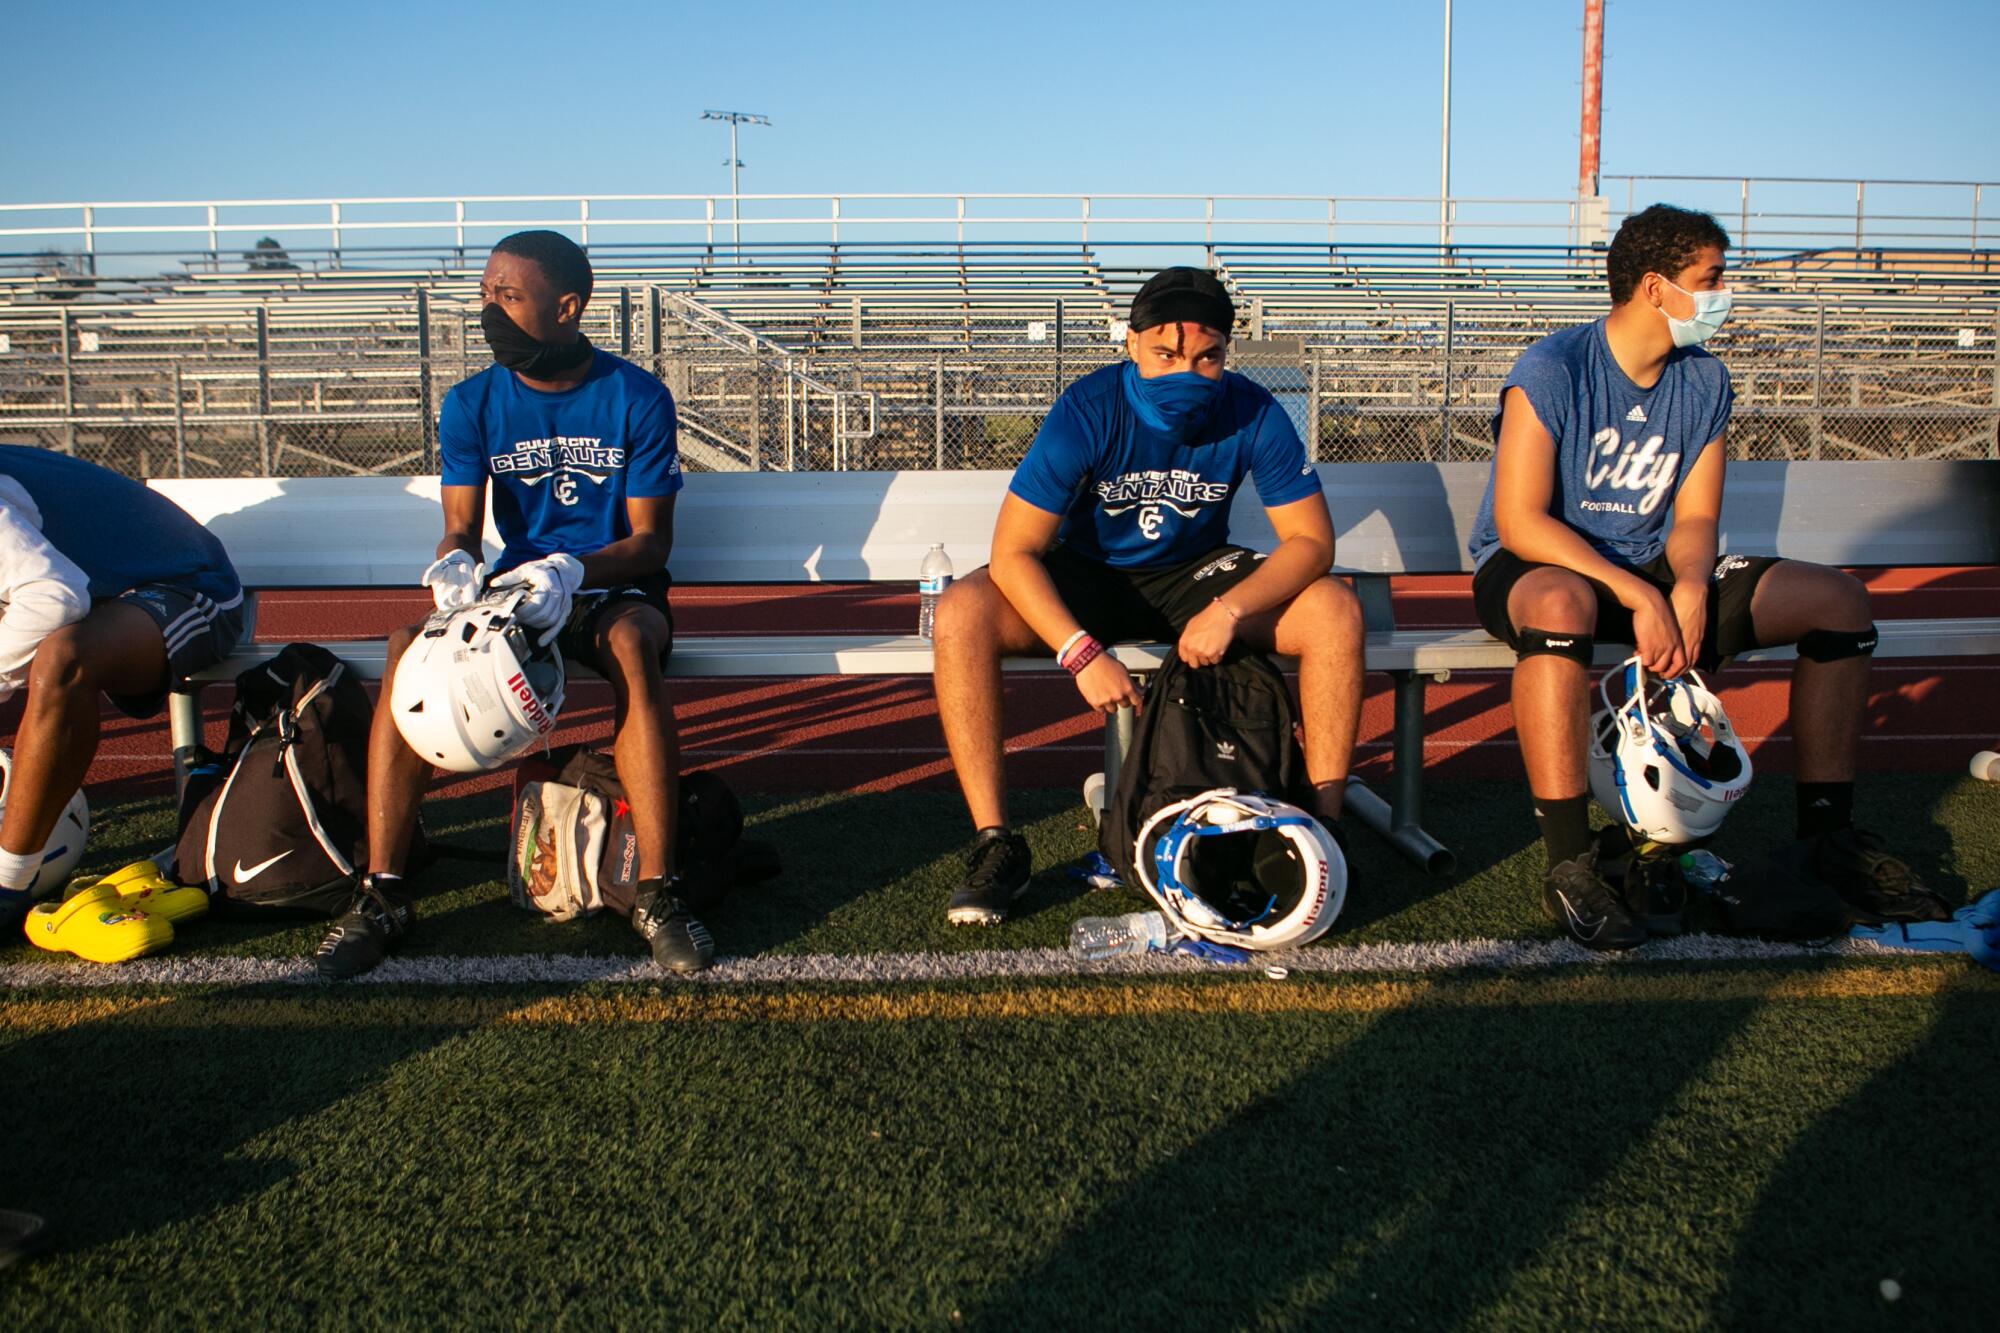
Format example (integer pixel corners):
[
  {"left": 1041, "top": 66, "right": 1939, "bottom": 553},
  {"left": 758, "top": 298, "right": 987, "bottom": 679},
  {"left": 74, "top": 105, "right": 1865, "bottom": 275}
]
[{"left": 0, "top": 848, "right": 43, "bottom": 893}]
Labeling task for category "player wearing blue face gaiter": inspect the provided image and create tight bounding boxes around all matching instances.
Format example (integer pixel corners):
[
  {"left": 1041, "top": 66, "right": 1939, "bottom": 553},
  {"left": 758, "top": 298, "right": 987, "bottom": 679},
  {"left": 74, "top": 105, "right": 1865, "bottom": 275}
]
[{"left": 928, "top": 266, "right": 1367, "bottom": 928}]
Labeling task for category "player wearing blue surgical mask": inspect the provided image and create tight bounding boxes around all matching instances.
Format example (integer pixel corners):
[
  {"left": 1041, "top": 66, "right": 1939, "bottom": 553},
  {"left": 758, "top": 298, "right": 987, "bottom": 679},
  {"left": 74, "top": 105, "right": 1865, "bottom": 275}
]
[
  {"left": 929, "top": 267, "right": 1366, "bottom": 926},
  {"left": 1467, "top": 203, "right": 1944, "bottom": 951}
]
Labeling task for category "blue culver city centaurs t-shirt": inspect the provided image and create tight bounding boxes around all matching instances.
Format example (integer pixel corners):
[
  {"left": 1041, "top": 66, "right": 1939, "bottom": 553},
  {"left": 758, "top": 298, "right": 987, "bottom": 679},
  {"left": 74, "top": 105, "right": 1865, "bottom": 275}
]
[
  {"left": 1466, "top": 318, "right": 1733, "bottom": 570},
  {"left": 439, "top": 351, "right": 683, "bottom": 574},
  {"left": 1009, "top": 362, "right": 1323, "bottom": 569}
]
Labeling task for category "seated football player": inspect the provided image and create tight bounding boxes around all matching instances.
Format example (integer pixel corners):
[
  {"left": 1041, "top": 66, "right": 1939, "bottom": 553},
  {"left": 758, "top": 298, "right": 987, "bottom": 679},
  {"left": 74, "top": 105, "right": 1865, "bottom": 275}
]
[
  {"left": 319, "top": 230, "right": 709, "bottom": 979},
  {"left": 0, "top": 446, "right": 245, "bottom": 925},
  {"left": 930, "top": 267, "right": 1365, "bottom": 925},
  {"left": 1470, "top": 203, "right": 1946, "bottom": 951}
]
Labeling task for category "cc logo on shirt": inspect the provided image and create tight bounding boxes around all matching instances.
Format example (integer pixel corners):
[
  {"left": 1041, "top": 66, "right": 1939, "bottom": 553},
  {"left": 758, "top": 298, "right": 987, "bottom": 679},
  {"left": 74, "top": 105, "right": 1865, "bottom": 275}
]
[
  {"left": 1138, "top": 506, "right": 1164, "bottom": 540},
  {"left": 553, "top": 474, "right": 579, "bottom": 507}
]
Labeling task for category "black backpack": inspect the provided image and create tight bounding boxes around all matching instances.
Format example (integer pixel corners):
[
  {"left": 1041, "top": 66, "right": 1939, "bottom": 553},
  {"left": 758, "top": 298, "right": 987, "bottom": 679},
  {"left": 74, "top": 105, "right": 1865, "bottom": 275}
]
[
  {"left": 1099, "top": 650, "right": 1309, "bottom": 890},
  {"left": 1685, "top": 836, "right": 1854, "bottom": 942},
  {"left": 172, "top": 643, "right": 383, "bottom": 917}
]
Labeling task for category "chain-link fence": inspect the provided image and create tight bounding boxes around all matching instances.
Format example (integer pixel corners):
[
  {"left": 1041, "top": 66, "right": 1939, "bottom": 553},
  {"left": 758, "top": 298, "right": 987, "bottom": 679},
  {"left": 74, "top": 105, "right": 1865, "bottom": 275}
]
[{"left": 2, "top": 286, "right": 1995, "bottom": 475}]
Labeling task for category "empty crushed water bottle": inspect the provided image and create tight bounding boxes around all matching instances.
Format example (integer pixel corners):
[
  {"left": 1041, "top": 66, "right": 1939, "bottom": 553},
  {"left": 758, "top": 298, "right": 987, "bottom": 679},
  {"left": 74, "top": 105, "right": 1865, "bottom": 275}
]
[
  {"left": 1070, "top": 910, "right": 1171, "bottom": 961},
  {"left": 1677, "top": 849, "right": 1732, "bottom": 891},
  {"left": 917, "top": 543, "right": 953, "bottom": 641}
]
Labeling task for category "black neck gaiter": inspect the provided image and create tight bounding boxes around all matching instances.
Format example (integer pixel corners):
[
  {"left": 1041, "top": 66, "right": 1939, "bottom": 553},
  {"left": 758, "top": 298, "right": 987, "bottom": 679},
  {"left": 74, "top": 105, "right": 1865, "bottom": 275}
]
[{"left": 480, "top": 303, "right": 593, "bottom": 378}]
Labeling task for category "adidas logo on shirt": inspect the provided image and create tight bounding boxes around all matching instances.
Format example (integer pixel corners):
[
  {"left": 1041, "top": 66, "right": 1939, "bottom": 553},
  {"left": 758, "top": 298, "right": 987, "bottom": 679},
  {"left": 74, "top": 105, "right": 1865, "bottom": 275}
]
[{"left": 1626, "top": 405, "right": 1647, "bottom": 423}]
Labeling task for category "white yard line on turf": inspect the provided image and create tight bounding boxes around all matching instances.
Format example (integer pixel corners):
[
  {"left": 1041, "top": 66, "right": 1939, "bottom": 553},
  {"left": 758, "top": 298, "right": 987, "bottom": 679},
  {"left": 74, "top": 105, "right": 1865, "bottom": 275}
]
[{"left": 0, "top": 934, "right": 1924, "bottom": 990}]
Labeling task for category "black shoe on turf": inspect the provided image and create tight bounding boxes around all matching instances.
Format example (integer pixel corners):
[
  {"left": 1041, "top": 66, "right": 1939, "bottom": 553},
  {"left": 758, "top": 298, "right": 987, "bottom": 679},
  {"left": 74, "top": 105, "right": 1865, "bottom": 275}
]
[
  {"left": 947, "top": 828, "right": 1031, "bottom": 926},
  {"left": 1543, "top": 852, "right": 1649, "bottom": 952},
  {"left": 0, "top": 1209, "right": 48, "bottom": 1270},
  {"left": 314, "top": 875, "right": 415, "bottom": 981},
  {"left": 632, "top": 880, "right": 715, "bottom": 974},
  {"left": 1621, "top": 853, "right": 1689, "bottom": 937},
  {"left": 1812, "top": 827, "right": 1951, "bottom": 924}
]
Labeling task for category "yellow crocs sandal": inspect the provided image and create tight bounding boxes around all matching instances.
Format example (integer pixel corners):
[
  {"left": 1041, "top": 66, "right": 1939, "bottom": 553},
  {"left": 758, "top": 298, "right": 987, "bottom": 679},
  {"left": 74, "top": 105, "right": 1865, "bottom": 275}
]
[
  {"left": 89, "top": 860, "right": 209, "bottom": 925},
  {"left": 24, "top": 882, "right": 174, "bottom": 964}
]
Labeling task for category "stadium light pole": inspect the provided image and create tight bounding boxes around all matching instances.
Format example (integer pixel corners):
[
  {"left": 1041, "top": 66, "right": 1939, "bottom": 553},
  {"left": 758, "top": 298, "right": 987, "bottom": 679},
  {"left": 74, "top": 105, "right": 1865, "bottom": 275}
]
[
  {"left": 1579, "top": 0, "right": 1604, "bottom": 198},
  {"left": 701, "top": 109, "right": 770, "bottom": 253},
  {"left": 1439, "top": 0, "right": 1453, "bottom": 252}
]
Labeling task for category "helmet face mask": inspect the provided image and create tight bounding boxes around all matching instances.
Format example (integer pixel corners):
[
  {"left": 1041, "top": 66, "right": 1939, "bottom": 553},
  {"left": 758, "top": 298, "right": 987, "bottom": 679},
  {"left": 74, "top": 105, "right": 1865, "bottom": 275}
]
[
  {"left": 1135, "top": 789, "right": 1345, "bottom": 950},
  {"left": 1588, "top": 657, "right": 1751, "bottom": 846},
  {"left": 390, "top": 590, "right": 566, "bottom": 774}
]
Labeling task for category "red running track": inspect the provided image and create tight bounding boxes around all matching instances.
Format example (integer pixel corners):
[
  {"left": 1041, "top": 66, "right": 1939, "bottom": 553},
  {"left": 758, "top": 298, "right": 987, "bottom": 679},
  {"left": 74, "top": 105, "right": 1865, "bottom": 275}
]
[{"left": 4, "top": 567, "right": 1994, "bottom": 801}]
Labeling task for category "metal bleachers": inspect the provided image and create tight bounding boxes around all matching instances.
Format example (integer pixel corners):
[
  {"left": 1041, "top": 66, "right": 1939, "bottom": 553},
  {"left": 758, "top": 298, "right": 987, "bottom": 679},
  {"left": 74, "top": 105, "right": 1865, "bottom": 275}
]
[{"left": 3, "top": 231, "right": 1995, "bottom": 478}]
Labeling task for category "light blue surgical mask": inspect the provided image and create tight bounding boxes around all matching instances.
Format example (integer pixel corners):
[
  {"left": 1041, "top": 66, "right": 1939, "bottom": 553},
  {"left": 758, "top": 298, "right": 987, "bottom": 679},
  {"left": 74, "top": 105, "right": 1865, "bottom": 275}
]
[
  {"left": 1122, "top": 361, "right": 1225, "bottom": 441},
  {"left": 1660, "top": 278, "right": 1732, "bottom": 348}
]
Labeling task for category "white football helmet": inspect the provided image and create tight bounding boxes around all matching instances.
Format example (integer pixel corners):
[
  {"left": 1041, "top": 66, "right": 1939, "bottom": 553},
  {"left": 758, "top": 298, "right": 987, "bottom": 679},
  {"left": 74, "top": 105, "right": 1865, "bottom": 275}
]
[
  {"left": 390, "top": 590, "right": 566, "bottom": 773},
  {"left": 1588, "top": 656, "right": 1751, "bottom": 846},
  {"left": 0, "top": 747, "right": 90, "bottom": 898},
  {"left": 1134, "top": 789, "right": 1345, "bottom": 950}
]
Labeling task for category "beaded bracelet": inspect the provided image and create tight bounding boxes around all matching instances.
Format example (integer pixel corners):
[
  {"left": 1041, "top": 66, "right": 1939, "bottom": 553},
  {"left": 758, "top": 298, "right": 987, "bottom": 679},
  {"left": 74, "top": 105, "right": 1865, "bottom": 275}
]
[
  {"left": 1062, "top": 637, "right": 1104, "bottom": 677},
  {"left": 1212, "top": 597, "right": 1242, "bottom": 621}
]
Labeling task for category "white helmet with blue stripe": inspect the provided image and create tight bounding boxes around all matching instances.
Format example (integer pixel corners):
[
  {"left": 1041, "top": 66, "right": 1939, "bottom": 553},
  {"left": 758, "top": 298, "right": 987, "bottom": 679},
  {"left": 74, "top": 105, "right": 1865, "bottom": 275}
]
[
  {"left": 1588, "top": 656, "right": 1751, "bottom": 846},
  {"left": 1134, "top": 789, "right": 1345, "bottom": 950}
]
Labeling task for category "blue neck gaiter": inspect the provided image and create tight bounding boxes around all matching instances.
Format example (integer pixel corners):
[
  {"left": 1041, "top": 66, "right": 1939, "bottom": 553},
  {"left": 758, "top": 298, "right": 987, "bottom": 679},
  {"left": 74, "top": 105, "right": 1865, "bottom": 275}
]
[{"left": 1122, "top": 362, "right": 1225, "bottom": 442}]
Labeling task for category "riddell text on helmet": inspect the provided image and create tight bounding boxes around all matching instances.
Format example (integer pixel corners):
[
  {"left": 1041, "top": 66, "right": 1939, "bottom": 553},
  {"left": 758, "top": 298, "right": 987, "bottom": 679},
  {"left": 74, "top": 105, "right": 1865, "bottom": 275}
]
[{"left": 506, "top": 672, "right": 554, "bottom": 734}]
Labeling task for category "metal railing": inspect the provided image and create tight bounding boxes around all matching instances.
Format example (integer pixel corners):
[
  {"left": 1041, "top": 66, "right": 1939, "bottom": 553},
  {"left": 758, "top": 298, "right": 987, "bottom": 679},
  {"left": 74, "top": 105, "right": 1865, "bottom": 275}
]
[
  {"left": 6, "top": 180, "right": 1996, "bottom": 279},
  {"left": 1, "top": 286, "right": 1993, "bottom": 475},
  {"left": 1605, "top": 175, "right": 1999, "bottom": 252},
  {"left": 0, "top": 192, "right": 1603, "bottom": 271}
]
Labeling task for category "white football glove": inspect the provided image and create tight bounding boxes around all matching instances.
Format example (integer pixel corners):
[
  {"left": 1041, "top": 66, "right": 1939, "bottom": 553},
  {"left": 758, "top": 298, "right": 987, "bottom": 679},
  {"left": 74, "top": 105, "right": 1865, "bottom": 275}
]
[
  {"left": 489, "top": 553, "right": 586, "bottom": 630},
  {"left": 421, "top": 550, "right": 487, "bottom": 612}
]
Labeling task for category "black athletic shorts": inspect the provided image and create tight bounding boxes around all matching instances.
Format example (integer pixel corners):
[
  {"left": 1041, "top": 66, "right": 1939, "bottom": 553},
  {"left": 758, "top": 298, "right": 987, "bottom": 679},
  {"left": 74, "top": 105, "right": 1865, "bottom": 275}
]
[
  {"left": 555, "top": 572, "right": 674, "bottom": 671},
  {"left": 1471, "top": 548, "right": 1780, "bottom": 671},
  {"left": 1039, "top": 542, "right": 1267, "bottom": 645},
  {"left": 113, "top": 582, "right": 247, "bottom": 718}
]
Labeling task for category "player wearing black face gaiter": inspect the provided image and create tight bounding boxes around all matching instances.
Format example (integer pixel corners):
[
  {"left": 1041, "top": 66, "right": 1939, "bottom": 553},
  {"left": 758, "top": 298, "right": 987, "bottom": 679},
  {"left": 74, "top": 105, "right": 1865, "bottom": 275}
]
[{"left": 480, "top": 303, "right": 594, "bottom": 378}]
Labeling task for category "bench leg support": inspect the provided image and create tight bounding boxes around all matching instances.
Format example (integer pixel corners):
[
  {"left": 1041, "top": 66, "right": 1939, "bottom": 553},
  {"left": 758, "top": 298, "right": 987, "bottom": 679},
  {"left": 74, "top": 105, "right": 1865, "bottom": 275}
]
[
  {"left": 1086, "top": 702, "right": 1139, "bottom": 826},
  {"left": 168, "top": 686, "right": 203, "bottom": 798},
  {"left": 1344, "top": 670, "right": 1457, "bottom": 875}
]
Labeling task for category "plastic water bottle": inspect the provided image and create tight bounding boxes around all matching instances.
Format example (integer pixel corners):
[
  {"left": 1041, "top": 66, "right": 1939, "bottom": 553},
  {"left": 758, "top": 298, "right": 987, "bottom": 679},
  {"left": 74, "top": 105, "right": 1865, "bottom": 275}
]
[
  {"left": 1070, "top": 910, "right": 1171, "bottom": 961},
  {"left": 918, "top": 543, "right": 953, "bottom": 641},
  {"left": 1677, "top": 849, "right": 1732, "bottom": 891}
]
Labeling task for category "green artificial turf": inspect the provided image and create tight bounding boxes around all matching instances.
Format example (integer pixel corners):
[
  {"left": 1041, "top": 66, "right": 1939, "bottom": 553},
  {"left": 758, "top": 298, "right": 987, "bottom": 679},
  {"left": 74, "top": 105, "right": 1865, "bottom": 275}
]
[
  {"left": 6, "top": 772, "right": 1995, "bottom": 965},
  {"left": 1, "top": 966, "right": 1994, "bottom": 1327},
  {"left": 3, "top": 774, "right": 1996, "bottom": 1327}
]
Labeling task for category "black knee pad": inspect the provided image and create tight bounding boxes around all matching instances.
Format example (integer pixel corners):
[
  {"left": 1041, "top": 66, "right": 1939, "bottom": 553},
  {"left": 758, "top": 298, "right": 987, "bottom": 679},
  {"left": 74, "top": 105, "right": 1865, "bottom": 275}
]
[
  {"left": 1797, "top": 624, "right": 1879, "bottom": 662},
  {"left": 1516, "top": 627, "right": 1594, "bottom": 666}
]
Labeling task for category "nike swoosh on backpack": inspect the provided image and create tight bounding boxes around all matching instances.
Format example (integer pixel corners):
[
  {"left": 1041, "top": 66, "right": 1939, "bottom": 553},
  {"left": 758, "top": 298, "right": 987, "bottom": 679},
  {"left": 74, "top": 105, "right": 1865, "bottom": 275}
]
[{"left": 234, "top": 850, "right": 295, "bottom": 883}]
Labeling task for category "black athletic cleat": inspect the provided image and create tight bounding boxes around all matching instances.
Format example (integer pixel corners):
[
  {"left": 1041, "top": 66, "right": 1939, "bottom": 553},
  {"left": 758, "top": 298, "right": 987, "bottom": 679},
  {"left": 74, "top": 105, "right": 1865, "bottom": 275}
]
[
  {"left": 314, "top": 875, "right": 415, "bottom": 981},
  {"left": 1812, "top": 827, "right": 1951, "bottom": 924},
  {"left": 1543, "top": 852, "right": 1649, "bottom": 952},
  {"left": 947, "top": 828, "right": 1031, "bottom": 926},
  {"left": 1591, "top": 825, "right": 1685, "bottom": 937},
  {"left": 0, "top": 1209, "right": 48, "bottom": 1270},
  {"left": 632, "top": 879, "right": 715, "bottom": 974},
  {"left": 1619, "top": 853, "right": 1689, "bottom": 937}
]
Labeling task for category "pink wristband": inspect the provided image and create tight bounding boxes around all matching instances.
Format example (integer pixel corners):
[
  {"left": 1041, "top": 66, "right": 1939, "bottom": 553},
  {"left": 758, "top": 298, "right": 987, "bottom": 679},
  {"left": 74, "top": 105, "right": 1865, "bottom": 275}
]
[{"left": 1063, "top": 638, "right": 1104, "bottom": 677}]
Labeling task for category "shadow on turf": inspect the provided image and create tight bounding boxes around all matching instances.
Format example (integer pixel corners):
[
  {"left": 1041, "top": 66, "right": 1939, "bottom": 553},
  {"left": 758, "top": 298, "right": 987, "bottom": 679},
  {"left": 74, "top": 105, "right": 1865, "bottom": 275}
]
[
  {"left": 0, "top": 987, "right": 483, "bottom": 1255},
  {"left": 1722, "top": 986, "right": 1994, "bottom": 1325},
  {"left": 1331, "top": 783, "right": 1541, "bottom": 936},
  {"left": 966, "top": 992, "right": 1758, "bottom": 1328}
]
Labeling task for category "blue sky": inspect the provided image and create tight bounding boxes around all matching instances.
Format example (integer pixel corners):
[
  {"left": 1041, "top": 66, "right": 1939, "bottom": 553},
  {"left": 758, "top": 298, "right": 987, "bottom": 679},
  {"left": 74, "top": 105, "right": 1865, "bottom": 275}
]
[{"left": 4, "top": 0, "right": 1996, "bottom": 205}]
